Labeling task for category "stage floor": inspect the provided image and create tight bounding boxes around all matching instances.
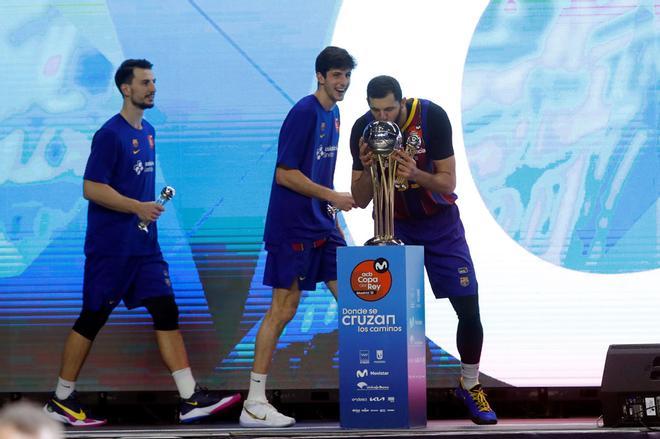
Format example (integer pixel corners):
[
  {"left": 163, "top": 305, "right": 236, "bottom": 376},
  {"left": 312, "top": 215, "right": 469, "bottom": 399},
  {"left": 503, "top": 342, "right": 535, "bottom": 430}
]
[{"left": 64, "top": 418, "right": 659, "bottom": 438}]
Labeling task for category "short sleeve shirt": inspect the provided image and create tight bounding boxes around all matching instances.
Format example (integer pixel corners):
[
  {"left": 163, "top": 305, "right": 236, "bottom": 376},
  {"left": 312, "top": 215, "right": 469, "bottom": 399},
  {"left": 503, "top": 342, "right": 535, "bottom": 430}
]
[
  {"left": 83, "top": 114, "right": 160, "bottom": 256},
  {"left": 264, "top": 95, "right": 341, "bottom": 245}
]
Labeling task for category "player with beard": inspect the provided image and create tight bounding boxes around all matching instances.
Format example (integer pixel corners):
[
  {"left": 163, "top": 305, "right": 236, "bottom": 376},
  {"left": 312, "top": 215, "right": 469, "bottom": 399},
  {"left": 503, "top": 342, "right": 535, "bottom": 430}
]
[
  {"left": 350, "top": 75, "right": 497, "bottom": 425},
  {"left": 44, "top": 59, "right": 241, "bottom": 426}
]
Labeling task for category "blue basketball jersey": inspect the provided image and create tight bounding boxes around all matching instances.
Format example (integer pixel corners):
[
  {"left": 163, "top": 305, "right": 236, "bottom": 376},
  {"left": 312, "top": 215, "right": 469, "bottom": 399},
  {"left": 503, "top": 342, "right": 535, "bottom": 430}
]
[
  {"left": 264, "top": 95, "right": 340, "bottom": 244},
  {"left": 83, "top": 114, "right": 160, "bottom": 256}
]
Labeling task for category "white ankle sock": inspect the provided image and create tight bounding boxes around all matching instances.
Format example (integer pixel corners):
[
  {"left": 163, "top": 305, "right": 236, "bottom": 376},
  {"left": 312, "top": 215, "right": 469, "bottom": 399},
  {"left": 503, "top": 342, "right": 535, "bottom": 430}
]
[
  {"left": 461, "top": 362, "right": 480, "bottom": 390},
  {"left": 172, "top": 367, "right": 196, "bottom": 399},
  {"left": 246, "top": 371, "right": 268, "bottom": 403},
  {"left": 55, "top": 377, "right": 75, "bottom": 400}
]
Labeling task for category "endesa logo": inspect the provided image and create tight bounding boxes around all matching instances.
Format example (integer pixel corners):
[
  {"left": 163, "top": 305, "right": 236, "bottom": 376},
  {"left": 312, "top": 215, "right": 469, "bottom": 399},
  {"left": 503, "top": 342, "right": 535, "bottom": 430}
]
[{"left": 350, "top": 258, "right": 392, "bottom": 302}]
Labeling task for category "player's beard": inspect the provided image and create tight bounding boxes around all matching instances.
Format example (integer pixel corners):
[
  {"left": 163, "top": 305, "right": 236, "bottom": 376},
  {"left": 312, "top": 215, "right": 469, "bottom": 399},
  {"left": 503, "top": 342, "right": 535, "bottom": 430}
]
[{"left": 132, "top": 95, "right": 154, "bottom": 110}]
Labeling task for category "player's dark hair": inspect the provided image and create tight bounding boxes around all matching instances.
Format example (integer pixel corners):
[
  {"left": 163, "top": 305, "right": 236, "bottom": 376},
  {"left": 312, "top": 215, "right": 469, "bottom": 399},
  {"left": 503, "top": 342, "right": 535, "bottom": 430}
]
[
  {"left": 367, "top": 75, "right": 403, "bottom": 102},
  {"left": 315, "top": 46, "right": 356, "bottom": 77},
  {"left": 114, "top": 59, "right": 153, "bottom": 95}
]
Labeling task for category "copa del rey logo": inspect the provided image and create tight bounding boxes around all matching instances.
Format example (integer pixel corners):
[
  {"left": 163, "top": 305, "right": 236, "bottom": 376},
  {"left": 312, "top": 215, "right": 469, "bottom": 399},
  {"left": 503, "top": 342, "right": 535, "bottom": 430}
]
[{"left": 350, "top": 258, "right": 392, "bottom": 302}]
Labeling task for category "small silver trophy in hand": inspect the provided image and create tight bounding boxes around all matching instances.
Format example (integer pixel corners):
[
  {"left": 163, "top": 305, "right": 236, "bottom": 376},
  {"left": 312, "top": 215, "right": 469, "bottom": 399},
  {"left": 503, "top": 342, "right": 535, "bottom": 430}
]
[{"left": 138, "top": 186, "right": 175, "bottom": 233}]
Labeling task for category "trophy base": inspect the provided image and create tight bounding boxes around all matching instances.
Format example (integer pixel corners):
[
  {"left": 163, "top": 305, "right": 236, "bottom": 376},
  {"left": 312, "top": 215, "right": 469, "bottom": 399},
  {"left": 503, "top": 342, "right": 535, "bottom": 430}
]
[{"left": 364, "top": 237, "right": 404, "bottom": 246}]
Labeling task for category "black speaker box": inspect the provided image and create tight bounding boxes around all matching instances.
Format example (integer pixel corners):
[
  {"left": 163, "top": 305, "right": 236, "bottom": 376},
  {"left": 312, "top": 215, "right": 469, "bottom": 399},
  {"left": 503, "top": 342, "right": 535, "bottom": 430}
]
[{"left": 601, "top": 344, "right": 660, "bottom": 427}]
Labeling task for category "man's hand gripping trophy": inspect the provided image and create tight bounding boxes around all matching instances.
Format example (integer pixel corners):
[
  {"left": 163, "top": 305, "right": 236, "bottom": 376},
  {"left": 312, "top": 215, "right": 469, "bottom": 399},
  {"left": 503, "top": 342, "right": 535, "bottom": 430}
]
[{"left": 138, "top": 186, "right": 175, "bottom": 233}]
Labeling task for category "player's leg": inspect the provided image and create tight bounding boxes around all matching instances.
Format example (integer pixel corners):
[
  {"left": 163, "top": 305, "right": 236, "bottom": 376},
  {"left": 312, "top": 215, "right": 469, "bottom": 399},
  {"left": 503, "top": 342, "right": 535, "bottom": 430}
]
[
  {"left": 44, "top": 256, "right": 122, "bottom": 427},
  {"left": 240, "top": 284, "right": 300, "bottom": 428},
  {"left": 321, "top": 229, "right": 345, "bottom": 300},
  {"left": 142, "top": 295, "right": 189, "bottom": 373},
  {"left": 449, "top": 294, "right": 497, "bottom": 424},
  {"left": 134, "top": 256, "right": 241, "bottom": 423},
  {"left": 60, "top": 309, "right": 110, "bottom": 382},
  {"left": 57, "top": 333, "right": 91, "bottom": 384},
  {"left": 253, "top": 284, "right": 302, "bottom": 374},
  {"left": 241, "top": 242, "right": 321, "bottom": 428},
  {"left": 325, "top": 280, "right": 338, "bottom": 299},
  {"left": 449, "top": 294, "right": 483, "bottom": 388},
  {"left": 414, "top": 208, "right": 497, "bottom": 425}
]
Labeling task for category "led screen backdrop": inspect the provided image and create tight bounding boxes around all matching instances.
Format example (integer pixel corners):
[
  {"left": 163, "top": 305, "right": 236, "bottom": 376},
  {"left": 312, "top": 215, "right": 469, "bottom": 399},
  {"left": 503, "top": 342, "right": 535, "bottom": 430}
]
[{"left": 0, "top": 0, "right": 657, "bottom": 392}]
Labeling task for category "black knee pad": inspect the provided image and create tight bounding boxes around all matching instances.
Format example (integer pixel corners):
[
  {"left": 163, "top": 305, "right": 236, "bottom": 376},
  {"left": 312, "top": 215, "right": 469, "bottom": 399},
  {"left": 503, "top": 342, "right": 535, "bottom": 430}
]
[
  {"left": 450, "top": 294, "right": 481, "bottom": 323},
  {"left": 144, "top": 296, "right": 179, "bottom": 331},
  {"left": 72, "top": 308, "right": 112, "bottom": 341}
]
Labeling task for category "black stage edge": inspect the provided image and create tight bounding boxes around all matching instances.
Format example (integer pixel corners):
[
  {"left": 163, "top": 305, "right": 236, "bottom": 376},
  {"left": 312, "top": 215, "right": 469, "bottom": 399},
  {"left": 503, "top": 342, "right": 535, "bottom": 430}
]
[
  {"left": 62, "top": 419, "right": 660, "bottom": 439},
  {"left": 5, "top": 388, "right": 660, "bottom": 438},
  {"left": 2, "top": 387, "right": 604, "bottom": 424}
]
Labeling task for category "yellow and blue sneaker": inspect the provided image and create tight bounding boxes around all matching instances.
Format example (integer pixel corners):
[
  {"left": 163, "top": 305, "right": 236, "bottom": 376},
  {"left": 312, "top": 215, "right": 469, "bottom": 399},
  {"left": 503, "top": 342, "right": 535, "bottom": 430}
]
[
  {"left": 455, "top": 378, "right": 498, "bottom": 425},
  {"left": 179, "top": 385, "right": 242, "bottom": 423},
  {"left": 44, "top": 393, "right": 107, "bottom": 427}
]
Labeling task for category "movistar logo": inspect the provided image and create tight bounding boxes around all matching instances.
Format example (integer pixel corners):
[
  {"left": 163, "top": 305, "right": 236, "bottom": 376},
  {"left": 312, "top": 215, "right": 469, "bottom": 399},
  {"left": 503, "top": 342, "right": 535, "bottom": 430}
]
[{"left": 374, "top": 258, "right": 388, "bottom": 272}]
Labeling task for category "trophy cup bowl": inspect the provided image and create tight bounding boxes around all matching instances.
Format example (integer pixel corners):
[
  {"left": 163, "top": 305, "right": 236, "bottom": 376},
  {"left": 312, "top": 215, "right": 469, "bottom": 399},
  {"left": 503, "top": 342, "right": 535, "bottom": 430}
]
[
  {"left": 362, "top": 120, "right": 402, "bottom": 156},
  {"left": 362, "top": 121, "right": 403, "bottom": 246},
  {"left": 160, "top": 186, "right": 175, "bottom": 201}
]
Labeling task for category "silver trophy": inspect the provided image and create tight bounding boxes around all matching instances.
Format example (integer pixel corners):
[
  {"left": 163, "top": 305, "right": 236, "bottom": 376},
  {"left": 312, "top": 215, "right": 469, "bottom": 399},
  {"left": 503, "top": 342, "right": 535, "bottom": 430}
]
[
  {"left": 138, "top": 186, "right": 175, "bottom": 233},
  {"left": 362, "top": 121, "right": 404, "bottom": 246},
  {"left": 394, "top": 133, "right": 421, "bottom": 191}
]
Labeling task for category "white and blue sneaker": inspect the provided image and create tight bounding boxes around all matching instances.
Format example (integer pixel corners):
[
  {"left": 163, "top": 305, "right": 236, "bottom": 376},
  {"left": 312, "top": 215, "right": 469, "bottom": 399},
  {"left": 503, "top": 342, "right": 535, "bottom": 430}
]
[{"left": 239, "top": 400, "right": 295, "bottom": 428}]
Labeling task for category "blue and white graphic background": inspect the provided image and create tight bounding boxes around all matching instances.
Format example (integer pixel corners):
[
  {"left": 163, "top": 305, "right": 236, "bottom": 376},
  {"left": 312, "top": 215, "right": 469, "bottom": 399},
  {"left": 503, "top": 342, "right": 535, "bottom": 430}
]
[
  {"left": 0, "top": 0, "right": 657, "bottom": 391},
  {"left": 334, "top": 0, "right": 658, "bottom": 387},
  {"left": 462, "top": 0, "right": 658, "bottom": 274}
]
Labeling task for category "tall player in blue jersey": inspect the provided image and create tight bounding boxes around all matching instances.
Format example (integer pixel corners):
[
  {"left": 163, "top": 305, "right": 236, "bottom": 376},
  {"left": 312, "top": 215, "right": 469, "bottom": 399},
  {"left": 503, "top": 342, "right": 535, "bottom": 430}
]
[
  {"left": 350, "top": 76, "right": 498, "bottom": 425},
  {"left": 239, "top": 47, "right": 357, "bottom": 428},
  {"left": 44, "top": 59, "right": 241, "bottom": 427}
]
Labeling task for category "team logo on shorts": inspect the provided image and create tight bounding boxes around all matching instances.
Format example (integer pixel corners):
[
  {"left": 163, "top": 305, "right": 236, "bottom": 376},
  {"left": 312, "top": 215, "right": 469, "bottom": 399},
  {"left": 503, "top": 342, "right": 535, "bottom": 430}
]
[
  {"left": 460, "top": 276, "right": 470, "bottom": 287},
  {"left": 350, "top": 258, "right": 392, "bottom": 302},
  {"left": 163, "top": 269, "right": 171, "bottom": 287}
]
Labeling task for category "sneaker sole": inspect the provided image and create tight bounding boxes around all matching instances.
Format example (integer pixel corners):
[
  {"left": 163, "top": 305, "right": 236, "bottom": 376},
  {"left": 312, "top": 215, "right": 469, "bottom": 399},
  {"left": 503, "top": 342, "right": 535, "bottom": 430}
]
[
  {"left": 471, "top": 416, "right": 498, "bottom": 425},
  {"left": 43, "top": 405, "right": 107, "bottom": 427},
  {"left": 239, "top": 410, "right": 296, "bottom": 428},
  {"left": 179, "top": 393, "right": 242, "bottom": 423}
]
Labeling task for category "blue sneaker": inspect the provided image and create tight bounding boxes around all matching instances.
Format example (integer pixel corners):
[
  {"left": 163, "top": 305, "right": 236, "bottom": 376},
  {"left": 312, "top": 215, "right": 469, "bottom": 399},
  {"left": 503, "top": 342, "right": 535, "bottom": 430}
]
[
  {"left": 455, "top": 378, "right": 498, "bottom": 425},
  {"left": 179, "top": 385, "right": 241, "bottom": 423},
  {"left": 43, "top": 392, "right": 107, "bottom": 427}
]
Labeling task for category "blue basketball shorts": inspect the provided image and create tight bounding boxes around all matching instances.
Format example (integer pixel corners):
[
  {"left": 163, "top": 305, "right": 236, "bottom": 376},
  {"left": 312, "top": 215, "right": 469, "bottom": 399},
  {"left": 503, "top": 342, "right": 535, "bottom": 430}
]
[
  {"left": 82, "top": 252, "right": 174, "bottom": 311},
  {"left": 395, "top": 204, "right": 478, "bottom": 298},
  {"left": 263, "top": 229, "right": 346, "bottom": 291}
]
